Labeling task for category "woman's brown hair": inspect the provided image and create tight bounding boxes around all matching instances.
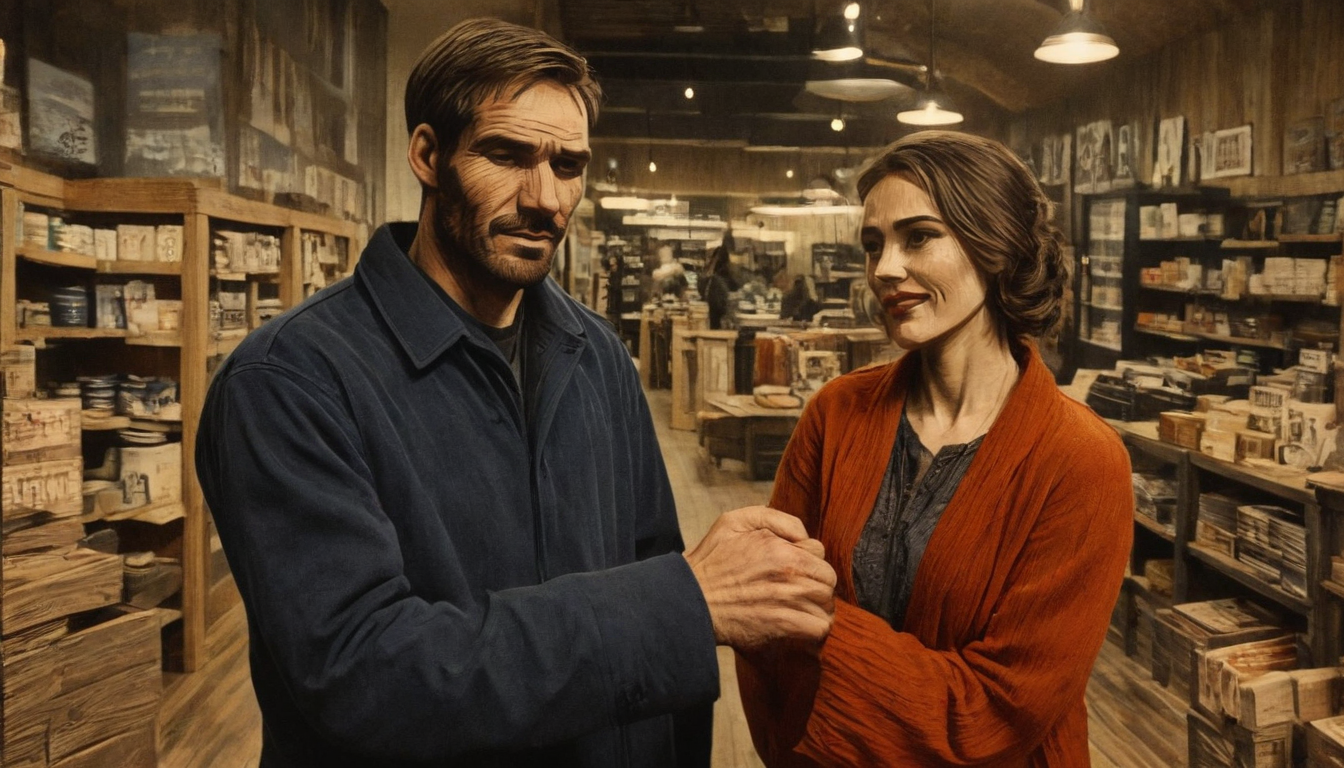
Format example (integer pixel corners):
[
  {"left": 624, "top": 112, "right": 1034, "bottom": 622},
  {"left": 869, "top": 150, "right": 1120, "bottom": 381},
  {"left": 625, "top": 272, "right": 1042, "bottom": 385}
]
[{"left": 857, "top": 130, "right": 1068, "bottom": 341}]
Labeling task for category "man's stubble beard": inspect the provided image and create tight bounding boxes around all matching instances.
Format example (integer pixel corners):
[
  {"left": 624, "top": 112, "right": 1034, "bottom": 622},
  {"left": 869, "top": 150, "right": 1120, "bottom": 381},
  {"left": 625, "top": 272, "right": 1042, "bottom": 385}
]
[{"left": 433, "top": 166, "right": 564, "bottom": 291}]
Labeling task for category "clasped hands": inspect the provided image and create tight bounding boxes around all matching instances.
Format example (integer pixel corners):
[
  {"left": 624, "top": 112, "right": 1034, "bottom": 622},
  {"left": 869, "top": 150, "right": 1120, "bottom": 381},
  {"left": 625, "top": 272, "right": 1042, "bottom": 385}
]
[{"left": 685, "top": 506, "right": 836, "bottom": 652}]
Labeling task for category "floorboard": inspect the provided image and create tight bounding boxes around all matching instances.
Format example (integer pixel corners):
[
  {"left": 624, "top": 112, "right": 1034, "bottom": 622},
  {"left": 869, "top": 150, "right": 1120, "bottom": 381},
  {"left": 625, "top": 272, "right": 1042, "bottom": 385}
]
[{"left": 153, "top": 385, "right": 1186, "bottom": 767}]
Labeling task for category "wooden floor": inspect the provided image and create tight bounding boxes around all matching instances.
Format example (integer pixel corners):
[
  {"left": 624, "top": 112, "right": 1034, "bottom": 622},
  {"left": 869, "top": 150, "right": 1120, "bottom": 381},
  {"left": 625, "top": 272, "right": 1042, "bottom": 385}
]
[{"left": 156, "top": 386, "right": 1188, "bottom": 767}]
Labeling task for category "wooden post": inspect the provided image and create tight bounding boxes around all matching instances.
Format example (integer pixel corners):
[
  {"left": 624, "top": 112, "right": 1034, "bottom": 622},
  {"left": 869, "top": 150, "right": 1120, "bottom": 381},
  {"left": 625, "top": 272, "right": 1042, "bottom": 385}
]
[
  {"left": 281, "top": 225, "right": 302, "bottom": 309},
  {"left": 1, "top": 187, "right": 18, "bottom": 345},
  {"left": 180, "top": 212, "right": 211, "bottom": 672}
]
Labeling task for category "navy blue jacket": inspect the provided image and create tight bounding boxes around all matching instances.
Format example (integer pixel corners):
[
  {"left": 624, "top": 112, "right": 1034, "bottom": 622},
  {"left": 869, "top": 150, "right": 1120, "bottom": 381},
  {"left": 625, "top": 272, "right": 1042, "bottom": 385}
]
[{"left": 196, "top": 224, "right": 720, "bottom": 767}]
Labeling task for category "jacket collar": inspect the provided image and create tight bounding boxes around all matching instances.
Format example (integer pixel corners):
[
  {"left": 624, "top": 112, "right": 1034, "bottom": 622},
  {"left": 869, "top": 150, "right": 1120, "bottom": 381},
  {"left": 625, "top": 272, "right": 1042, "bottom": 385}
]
[{"left": 356, "top": 223, "right": 586, "bottom": 370}]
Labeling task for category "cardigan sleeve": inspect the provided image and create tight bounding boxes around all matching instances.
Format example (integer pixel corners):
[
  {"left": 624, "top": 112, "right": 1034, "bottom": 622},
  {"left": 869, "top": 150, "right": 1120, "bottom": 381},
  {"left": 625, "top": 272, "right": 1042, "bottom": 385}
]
[
  {"left": 736, "top": 395, "right": 830, "bottom": 767},
  {"left": 742, "top": 417, "right": 1133, "bottom": 766}
]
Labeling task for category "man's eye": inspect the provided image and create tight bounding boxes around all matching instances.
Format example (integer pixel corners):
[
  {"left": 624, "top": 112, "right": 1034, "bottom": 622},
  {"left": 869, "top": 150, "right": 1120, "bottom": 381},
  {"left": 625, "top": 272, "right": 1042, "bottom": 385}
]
[
  {"left": 487, "top": 151, "right": 518, "bottom": 165},
  {"left": 553, "top": 160, "right": 585, "bottom": 179}
]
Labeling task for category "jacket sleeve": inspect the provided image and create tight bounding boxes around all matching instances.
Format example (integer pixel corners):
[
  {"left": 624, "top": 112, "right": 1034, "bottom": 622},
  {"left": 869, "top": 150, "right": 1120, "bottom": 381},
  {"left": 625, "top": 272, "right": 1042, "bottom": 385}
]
[
  {"left": 740, "top": 408, "right": 1133, "bottom": 766},
  {"left": 197, "top": 362, "right": 719, "bottom": 762}
]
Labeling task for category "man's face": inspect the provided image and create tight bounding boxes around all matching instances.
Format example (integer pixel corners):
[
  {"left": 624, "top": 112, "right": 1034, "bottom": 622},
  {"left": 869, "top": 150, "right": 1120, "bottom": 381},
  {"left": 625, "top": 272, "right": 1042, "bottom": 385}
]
[{"left": 434, "top": 80, "right": 591, "bottom": 289}]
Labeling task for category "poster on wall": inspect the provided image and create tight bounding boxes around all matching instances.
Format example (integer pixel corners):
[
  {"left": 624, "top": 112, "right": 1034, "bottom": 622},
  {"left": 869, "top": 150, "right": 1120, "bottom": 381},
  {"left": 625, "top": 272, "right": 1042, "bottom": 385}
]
[
  {"left": 124, "top": 33, "right": 225, "bottom": 178},
  {"left": 1212, "top": 125, "right": 1253, "bottom": 178},
  {"left": 1328, "top": 98, "right": 1344, "bottom": 171},
  {"left": 27, "top": 59, "right": 96, "bottom": 165},
  {"left": 1093, "top": 120, "right": 1114, "bottom": 192},
  {"left": 1113, "top": 123, "right": 1137, "bottom": 188},
  {"left": 0, "top": 86, "right": 21, "bottom": 151},
  {"left": 1154, "top": 116, "right": 1184, "bottom": 187},
  {"left": 1283, "top": 117, "right": 1326, "bottom": 175},
  {"left": 1075, "top": 123, "right": 1098, "bottom": 194}
]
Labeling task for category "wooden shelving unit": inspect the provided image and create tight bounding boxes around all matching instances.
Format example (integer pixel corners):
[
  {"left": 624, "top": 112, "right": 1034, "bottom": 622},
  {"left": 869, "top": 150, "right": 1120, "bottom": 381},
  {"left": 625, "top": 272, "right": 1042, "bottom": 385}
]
[
  {"left": 1115, "top": 421, "right": 1342, "bottom": 668},
  {"left": 0, "top": 165, "right": 365, "bottom": 673}
]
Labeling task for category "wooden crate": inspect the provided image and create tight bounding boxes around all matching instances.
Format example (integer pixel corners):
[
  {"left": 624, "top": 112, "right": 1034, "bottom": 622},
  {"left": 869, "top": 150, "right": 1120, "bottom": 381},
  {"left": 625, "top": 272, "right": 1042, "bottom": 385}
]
[
  {"left": 2, "top": 399, "right": 81, "bottom": 466},
  {"left": 116, "top": 442, "right": 182, "bottom": 511},
  {"left": 1188, "top": 708, "right": 1292, "bottom": 768},
  {"left": 2, "top": 611, "right": 161, "bottom": 767},
  {"left": 2, "top": 458, "right": 83, "bottom": 520},
  {"left": 2, "top": 548, "right": 122, "bottom": 635},
  {"left": 1307, "top": 716, "right": 1344, "bottom": 768},
  {"left": 1156, "top": 606, "right": 1286, "bottom": 705},
  {"left": 2, "top": 516, "right": 84, "bottom": 556},
  {"left": 2, "top": 346, "right": 36, "bottom": 399}
]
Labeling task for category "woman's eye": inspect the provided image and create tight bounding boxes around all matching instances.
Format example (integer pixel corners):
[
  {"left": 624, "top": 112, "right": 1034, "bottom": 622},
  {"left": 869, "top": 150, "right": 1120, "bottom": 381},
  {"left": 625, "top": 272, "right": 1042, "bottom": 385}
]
[
  {"left": 861, "top": 240, "right": 881, "bottom": 256},
  {"left": 907, "top": 229, "right": 938, "bottom": 248}
]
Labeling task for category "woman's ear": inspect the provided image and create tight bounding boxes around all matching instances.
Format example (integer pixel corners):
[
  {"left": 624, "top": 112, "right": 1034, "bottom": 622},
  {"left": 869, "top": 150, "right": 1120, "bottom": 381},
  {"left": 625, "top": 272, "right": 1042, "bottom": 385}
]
[{"left": 407, "top": 124, "right": 440, "bottom": 190}]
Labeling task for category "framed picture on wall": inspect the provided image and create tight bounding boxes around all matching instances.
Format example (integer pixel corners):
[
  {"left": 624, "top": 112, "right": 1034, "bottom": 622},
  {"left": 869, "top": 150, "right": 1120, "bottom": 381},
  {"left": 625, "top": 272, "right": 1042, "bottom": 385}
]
[
  {"left": 1075, "top": 123, "right": 1097, "bottom": 194},
  {"left": 1154, "top": 116, "right": 1185, "bottom": 187},
  {"left": 1093, "top": 120, "right": 1114, "bottom": 192},
  {"left": 1284, "top": 116, "right": 1326, "bottom": 175},
  {"left": 1212, "top": 125, "right": 1253, "bottom": 178},
  {"left": 1328, "top": 98, "right": 1344, "bottom": 171},
  {"left": 1114, "top": 123, "right": 1136, "bottom": 188}
]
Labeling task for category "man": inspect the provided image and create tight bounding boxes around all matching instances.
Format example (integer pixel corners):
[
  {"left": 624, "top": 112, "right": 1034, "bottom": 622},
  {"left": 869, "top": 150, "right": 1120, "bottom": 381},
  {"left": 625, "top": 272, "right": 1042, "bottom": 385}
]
[{"left": 196, "top": 17, "right": 835, "bottom": 768}]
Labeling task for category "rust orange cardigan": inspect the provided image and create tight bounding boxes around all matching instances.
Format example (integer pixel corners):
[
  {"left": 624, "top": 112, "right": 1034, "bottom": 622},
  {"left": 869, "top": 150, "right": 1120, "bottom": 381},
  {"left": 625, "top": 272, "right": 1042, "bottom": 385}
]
[{"left": 737, "top": 346, "right": 1133, "bottom": 767}]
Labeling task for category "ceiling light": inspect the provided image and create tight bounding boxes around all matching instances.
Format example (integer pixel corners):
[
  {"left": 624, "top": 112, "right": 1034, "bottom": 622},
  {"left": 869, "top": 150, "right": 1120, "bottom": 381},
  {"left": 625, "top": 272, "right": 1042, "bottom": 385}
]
[
  {"left": 599, "top": 197, "right": 651, "bottom": 211},
  {"left": 1034, "top": 0, "right": 1118, "bottom": 64},
  {"left": 805, "top": 77, "right": 909, "bottom": 102},
  {"left": 684, "top": 86, "right": 695, "bottom": 99},
  {"left": 843, "top": 3, "right": 861, "bottom": 20},
  {"left": 786, "top": 169, "right": 795, "bottom": 179},
  {"left": 897, "top": 0, "right": 964, "bottom": 127},
  {"left": 750, "top": 203, "right": 864, "bottom": 217},
  {"left": 897, "top": 92, "right": 963, "bottom": 126},
  {"left": 831, "top": 117, "right": 846, "bottom": 131},
  {"left": 812, "top": 10, "right": 863, "bottom": 62},
  {"left": 648, "top": 160, "right": 657, "bottom": 173}
]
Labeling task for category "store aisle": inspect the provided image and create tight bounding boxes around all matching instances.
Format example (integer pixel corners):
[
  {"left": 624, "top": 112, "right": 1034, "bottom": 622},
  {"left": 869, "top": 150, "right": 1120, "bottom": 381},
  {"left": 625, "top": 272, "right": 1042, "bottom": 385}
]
[{"left": 157, "top": 386, "right": 1186, "bottom": 768}]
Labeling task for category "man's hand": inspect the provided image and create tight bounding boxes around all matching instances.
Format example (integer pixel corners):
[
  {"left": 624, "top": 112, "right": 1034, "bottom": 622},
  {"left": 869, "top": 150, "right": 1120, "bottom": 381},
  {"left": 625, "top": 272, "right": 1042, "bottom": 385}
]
[{"left": 684, "top": 506, "right": 836, "bottom": 652}]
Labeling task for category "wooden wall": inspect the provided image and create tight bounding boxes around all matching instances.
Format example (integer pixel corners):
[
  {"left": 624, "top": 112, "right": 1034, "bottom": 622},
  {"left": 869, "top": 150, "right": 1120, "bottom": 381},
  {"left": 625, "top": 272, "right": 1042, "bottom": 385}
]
[
  {"left": 1009, "top": 0, "right": 1344, "bottom": 186},
  {"left": 0, "top": 0, "right": 385, "bottom": 224}
]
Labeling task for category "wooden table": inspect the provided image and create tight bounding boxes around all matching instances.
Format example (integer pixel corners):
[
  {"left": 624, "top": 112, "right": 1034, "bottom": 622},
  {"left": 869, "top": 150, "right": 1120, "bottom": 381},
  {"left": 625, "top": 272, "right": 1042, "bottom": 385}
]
[{"left": 701, "top": 394, "right": 804, "bottom": 480}]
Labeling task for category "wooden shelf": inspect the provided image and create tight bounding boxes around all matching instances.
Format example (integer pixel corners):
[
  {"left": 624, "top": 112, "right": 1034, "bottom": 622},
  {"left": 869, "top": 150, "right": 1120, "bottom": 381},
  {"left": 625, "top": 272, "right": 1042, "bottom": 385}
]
[
  {"left": 82, "top": 415, "right": 132, "bottom": 431},
  {"left": 1086, "top": 302, "right": 1124, "bottom": 311},
  {"left": 1178, "top": 330, "right": 1290, "bottom": 350},
  {"left": 1187, "top": 542, "right": 1311, "bottom": 614},
  {"left": 1134, "top": 513, "right": 1176, "bottom": 543},
  {"left": 125, "top": 331, "right": 183, "bottom": 348},
  {"left": 1277, "top": 233, "right": 1342, "bottom": 243},
  {"left": 1141, "top": 284, "right": 1221, "bottom": 296},
  {"left": 1189, "top": 451, "right": 1315, "bottom": 505},
  {"left": 1138, "top": 236, "right": 1220, "bottom": 243},
  {"left": 1221, "top": 239, "right": 1281, "bottom": 249},
  {"left": 104, "top": 500, "right": 186, "bottom": 525},
  {"left": 1078, "top": 337, "right": 1122, "bottom": 352},
  {"left": 1242, "top": 293, "right": 1324, "bottom": 303},
  {"left": 17, "top": 245, "right": 96, "bottom": 269},
  {"left": 153, "top": 607, "right": 184, "bottom": 628},
  {"left": 211, "top": 270, "right": 281, "bottom": 281},
  {"left": 15, "top": 326, "right": 128, "bottom": 342},
  {"left": 97, "top": 260, "right": 181, "bottom": 275},
  {"left": 1136, "top": 326, "right": 1200, "bottom": 342}
]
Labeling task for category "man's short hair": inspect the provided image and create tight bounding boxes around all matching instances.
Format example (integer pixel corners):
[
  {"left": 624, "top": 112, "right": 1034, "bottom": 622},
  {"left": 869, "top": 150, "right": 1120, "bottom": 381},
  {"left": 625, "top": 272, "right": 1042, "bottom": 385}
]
[{"left": 404, "top": 18, "right": 602, "bottom": 156}]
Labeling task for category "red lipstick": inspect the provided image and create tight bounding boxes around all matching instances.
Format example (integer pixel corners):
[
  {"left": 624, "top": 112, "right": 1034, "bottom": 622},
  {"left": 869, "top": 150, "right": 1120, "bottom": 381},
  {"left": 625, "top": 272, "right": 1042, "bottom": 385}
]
[{"left": 881, "top": 292, "right": 928, "bottom": 317}]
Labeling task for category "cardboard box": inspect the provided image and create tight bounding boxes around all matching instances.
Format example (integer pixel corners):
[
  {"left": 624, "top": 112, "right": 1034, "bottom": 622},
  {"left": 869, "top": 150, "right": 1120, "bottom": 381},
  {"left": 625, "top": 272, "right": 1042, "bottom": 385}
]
[
  {"left": 2, "top": 398, "right": 81, "bottom": 465},
  {"left": 2, "top": 345, "right": 35, "bottom": 399}
]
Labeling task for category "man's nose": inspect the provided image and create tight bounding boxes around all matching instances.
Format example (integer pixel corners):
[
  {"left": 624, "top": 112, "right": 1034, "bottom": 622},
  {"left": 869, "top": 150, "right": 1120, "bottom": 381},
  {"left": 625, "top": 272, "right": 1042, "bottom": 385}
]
[{"left": 519, "top": 164, "right": 561, "bottom": 218}]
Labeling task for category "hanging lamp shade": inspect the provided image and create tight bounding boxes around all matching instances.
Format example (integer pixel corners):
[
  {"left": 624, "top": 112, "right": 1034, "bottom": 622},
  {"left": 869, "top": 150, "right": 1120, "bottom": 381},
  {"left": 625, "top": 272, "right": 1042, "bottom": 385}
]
[
  {"left": 897, "top": 0, "right": 962, "bottom": 127},
  {"left": 1034, "top": 9, "right": 1118, "bottom": 64},
  {"left": 897, "top": 89, "right": 962, "bottom": 126},
  {"left": 812, "top": 12, "right": 863, "bottom": 62}
]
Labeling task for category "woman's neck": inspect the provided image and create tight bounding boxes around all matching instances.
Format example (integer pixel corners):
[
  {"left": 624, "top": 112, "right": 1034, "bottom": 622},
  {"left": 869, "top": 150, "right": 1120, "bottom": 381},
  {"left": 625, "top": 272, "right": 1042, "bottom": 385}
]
[{"left": 906, "top": 308, "right": 1021, "bottom": 451}]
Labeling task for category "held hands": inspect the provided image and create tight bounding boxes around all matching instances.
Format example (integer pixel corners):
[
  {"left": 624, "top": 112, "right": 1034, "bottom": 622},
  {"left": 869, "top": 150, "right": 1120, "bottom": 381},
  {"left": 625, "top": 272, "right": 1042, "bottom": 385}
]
[{"left": 684, "top": 506, "right": 836, "bottom": 652}]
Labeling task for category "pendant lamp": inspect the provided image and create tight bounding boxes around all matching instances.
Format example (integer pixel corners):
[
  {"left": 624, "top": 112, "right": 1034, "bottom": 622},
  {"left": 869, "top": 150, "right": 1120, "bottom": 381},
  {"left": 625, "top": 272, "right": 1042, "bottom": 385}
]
[
  {"left": 1034, "top": 0, "right": 1118, "bottom": 65},
  {"left": 812, "top": 2, "right": 863, "bottom": 62},
  {"left": 897, "top": 0, "right": 962, "bottom": 126}
]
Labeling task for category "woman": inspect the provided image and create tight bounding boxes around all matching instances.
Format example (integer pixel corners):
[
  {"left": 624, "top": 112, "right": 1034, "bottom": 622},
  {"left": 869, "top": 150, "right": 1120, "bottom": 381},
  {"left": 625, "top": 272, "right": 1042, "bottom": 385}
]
[
  {"left": 737, "top": 131, "right": 1133, "bottom": 767},
  {"left": 702, "top": 242, "right": 740, "bottom": 329}
]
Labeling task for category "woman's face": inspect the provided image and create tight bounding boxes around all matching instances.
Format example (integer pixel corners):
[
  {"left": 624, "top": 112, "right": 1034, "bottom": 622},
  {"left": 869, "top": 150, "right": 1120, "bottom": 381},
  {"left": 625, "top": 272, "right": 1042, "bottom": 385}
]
[{"left": 861, "top": 174, "right": 992, "bottom": 350}]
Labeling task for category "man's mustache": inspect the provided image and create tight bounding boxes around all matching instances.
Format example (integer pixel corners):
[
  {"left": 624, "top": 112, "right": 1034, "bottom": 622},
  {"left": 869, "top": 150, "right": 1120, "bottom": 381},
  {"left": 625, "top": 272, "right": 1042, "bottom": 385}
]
[{"left": 489, "top": 214, "right": 563, "bottom": 240}]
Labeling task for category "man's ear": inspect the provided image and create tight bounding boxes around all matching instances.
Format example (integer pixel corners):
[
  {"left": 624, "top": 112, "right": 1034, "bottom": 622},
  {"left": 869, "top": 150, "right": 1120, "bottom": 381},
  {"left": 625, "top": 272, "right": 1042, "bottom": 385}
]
[{"left": 407, "top": 123, "right": 440, "bottom": 190}]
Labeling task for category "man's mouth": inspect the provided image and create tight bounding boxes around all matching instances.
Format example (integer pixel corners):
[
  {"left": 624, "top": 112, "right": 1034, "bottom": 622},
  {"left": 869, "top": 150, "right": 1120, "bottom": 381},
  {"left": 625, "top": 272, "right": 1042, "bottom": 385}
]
[{"left": 501, "top": 230, "right": 554, "bottom": 242}]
